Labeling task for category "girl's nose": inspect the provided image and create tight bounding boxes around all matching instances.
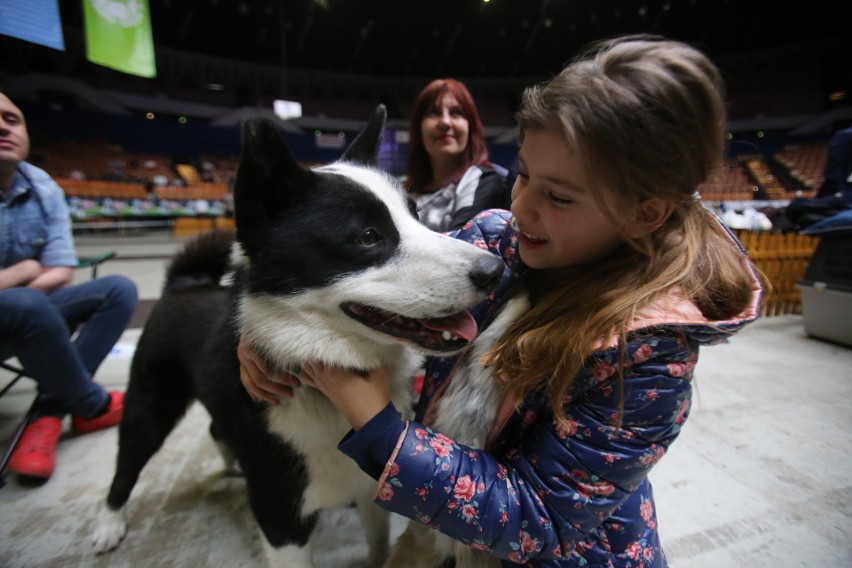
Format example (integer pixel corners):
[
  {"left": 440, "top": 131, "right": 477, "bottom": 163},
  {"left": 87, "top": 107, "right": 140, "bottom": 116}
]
[{"left": 510, "top": 179, "right": 532, "bottom": 220}]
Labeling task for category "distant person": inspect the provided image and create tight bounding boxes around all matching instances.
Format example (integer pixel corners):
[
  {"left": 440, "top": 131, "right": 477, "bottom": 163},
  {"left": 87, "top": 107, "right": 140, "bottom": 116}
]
[
  {"left": 0, "top": 92, "right": 137, "bottom": 480},
  {"left": 817, "top": 125, "right": 852, "bottom": 198},
  {"left": 405, "top": 78, "right": 507, "bottom": 231}
]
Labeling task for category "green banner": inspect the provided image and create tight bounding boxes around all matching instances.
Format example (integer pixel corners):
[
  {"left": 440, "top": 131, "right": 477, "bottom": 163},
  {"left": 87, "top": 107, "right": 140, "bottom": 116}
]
[{"left": 83, "top": 0, "right": 156, "bottom": 78}]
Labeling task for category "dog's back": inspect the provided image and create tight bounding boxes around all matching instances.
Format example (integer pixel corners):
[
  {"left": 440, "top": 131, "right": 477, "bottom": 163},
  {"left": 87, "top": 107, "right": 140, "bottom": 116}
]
[
  {"left": 163, "top": 228, "right": 234, "bottom": 293},
  {"left": 120, "top": 228, "right": 242, "bottom": 447},
  {"left": 132, "top": 229, "right": 236, "bottom": 388}
]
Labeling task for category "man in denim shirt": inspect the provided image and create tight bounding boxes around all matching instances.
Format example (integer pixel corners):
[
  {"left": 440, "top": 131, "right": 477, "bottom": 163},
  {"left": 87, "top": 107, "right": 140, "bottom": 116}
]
[{"left": 0, "top": 92, "right": 137, "bottom": 480}]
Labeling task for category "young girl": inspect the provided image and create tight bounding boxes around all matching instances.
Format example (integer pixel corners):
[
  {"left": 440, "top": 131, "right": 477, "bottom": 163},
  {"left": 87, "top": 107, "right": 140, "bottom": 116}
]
[{"left": 239, "top": 35, "right": 762, "bottom": 567}]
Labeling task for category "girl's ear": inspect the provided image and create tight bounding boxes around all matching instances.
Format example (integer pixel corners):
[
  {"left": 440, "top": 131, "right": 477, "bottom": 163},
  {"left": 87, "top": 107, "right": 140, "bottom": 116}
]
[{"left": 624, "top": 198, "right": 674, "bottom": 238}]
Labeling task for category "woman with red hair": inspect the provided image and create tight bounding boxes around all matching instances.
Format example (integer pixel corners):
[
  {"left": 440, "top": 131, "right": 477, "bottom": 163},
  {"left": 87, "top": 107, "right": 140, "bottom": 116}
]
[{"left": 406, "top": 78, "right": 508, "bottom": 231}]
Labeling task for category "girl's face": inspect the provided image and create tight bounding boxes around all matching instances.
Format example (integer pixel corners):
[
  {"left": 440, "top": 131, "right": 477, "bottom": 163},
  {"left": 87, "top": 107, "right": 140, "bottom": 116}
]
[
  {"left": 420, "top": 92, "right": 469, "bottom": 162},
  {"left": 510, "top": 128, "right": 625, "bottom": 270}
]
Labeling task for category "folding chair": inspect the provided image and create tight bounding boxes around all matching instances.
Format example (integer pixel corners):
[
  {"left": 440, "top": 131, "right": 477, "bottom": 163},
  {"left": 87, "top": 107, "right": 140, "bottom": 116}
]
[
  {"left": 0, "top": 252, "right": 116, "bottom": 488},
  {"left": 76, "top": 251, "right": 116, "bottom": 279},
  {"left": 0, "top": 349, "right": 38, "bottom": 489}
]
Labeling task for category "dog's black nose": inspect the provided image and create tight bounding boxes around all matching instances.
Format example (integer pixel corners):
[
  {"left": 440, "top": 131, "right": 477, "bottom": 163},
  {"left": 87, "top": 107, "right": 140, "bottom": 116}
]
[{"left": 469, "top": 254, "right": 504, "bottom": 292}]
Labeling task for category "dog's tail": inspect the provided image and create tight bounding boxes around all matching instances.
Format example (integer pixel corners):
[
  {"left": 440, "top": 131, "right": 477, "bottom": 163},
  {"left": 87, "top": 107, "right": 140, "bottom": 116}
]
[{"left": 164, "top": 229, "right": 235, "bottom": 292}]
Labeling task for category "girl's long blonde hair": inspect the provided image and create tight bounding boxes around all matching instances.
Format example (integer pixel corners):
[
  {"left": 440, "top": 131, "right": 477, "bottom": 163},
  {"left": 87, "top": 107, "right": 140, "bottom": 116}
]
[{"left": 483, "top": 36, "right": 756, "bottom": 423}]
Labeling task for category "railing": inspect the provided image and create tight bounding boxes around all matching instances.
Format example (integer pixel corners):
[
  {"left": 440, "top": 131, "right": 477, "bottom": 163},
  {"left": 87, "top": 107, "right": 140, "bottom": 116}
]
[
  {"left": 56, "top": 178, "right": 148, "bottom": 199},
  {"left": 735, "top": 230, "right": 821, "bottom": 316},
  {"left": 172, "top": 216, "right": 235, "bottom": 237}
]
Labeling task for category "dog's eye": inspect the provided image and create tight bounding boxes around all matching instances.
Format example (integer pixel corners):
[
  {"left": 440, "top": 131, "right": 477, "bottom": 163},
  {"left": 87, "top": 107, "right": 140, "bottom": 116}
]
[{"left": 356, "top": 228, "right": 382, "bottom": 246}]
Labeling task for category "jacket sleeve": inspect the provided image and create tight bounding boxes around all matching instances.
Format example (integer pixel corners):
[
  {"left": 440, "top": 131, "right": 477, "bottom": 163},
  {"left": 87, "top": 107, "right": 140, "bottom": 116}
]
[
  {"left": 342, "top": 334, "right": 697, "bottom": 563},
  {"left": 448, "top": 167, "right": 510, "bottom": 231}
]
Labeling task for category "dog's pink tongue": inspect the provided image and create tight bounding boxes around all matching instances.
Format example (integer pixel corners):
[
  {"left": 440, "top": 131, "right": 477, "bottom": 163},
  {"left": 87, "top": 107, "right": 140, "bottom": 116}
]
[{"left": 422, "top": 311, "right": 478, "bottom": 341}]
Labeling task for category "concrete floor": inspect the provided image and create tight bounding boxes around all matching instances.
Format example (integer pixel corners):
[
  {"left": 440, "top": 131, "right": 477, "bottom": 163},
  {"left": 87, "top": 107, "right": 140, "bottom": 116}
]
[{"left": 1, "top": 232, "right": 851, "bottom": 567}]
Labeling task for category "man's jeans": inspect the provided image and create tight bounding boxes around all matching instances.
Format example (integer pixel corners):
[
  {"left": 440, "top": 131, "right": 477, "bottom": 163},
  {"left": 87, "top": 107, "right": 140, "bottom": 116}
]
[{"left": 0, "top": 275, "right": 137, "bottom": 418}]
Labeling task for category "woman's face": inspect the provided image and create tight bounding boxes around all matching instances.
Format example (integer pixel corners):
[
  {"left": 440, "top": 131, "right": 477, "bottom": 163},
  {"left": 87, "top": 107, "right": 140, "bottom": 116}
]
[
  {"left": 420, "top": 92, "right": 469, "bottom": 163},
  {"left": 510, "top": 128, "right": 626, "bottom": 270}
]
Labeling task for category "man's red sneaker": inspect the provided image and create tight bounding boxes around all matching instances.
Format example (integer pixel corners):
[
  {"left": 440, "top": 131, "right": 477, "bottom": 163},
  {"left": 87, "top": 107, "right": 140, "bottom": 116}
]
[
  {"left": 7, "top": 416, "right": 63, "bottom": 479},
  {"left": 71, "top": 391, "right": 124, "bottom": 434}
]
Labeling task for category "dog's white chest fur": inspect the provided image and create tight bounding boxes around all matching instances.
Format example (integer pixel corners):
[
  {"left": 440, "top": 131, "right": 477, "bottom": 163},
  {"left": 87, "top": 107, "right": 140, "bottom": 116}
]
[
  {"left": 264, "top": 375, "right": 415, "bottom": 514},
  {"left": 432, "top": 292, "right": 530, "bottom": 448}
]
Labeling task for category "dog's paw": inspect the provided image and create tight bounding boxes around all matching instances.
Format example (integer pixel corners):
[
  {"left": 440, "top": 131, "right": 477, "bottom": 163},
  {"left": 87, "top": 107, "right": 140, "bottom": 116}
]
[{"left": 91, "top": 507, "right": 127, "bottom": 553}]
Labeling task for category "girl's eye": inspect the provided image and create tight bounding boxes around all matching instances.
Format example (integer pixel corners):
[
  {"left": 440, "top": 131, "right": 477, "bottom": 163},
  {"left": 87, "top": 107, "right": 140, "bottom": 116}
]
[
  {"left": 356, "top": 228, "right": 382, "bottom": 246},
  {"left": 516, "top": 171, "right": 529, "bottom": 181},
  {"left": 550, "top": 193, "right": 573, "bottom": 205}
]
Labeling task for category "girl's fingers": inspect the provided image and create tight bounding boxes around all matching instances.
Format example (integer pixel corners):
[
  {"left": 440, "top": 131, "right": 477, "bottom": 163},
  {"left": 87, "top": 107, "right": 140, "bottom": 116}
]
[
  {"left": 240, "top": 360, "right": 298, "bottom": 404},
  {"left": 239, "top": 362, "right": 277, "bottom": 404},
  {"left": 237, "top": 340, "right": 302, "bottom": 403}
]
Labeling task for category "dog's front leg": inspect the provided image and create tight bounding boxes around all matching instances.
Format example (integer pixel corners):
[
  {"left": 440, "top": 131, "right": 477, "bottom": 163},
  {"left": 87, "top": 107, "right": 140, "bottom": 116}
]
[
  {"left": 383, "top": 520, "right": 452, "bottom": 568},
  {"left": 356, "top": 496, "right": 390, "bottom": 567},
  {"left": 454, "top": 544, "right": 502, "bottom": 568}
]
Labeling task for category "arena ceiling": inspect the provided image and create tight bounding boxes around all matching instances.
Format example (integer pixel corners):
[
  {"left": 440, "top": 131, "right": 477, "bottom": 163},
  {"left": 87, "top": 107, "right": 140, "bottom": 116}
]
[
  {"left": 3, "top": 0, "right": 846, "bottom": 131},
  {"left": 53, "top": 0, "right": 845, "bottom": 80}
]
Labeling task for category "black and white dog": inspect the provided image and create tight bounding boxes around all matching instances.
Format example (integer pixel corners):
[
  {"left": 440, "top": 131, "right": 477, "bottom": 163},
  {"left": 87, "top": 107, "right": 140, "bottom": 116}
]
[{"left": 91, "top": 106, "right": 504, "bottom": 566}]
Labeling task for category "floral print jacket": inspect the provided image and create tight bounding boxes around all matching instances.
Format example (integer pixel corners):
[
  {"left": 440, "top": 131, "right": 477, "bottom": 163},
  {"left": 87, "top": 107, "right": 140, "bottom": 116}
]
[{"left": 339, "top": 209, "right": 762, "bottom": 567}]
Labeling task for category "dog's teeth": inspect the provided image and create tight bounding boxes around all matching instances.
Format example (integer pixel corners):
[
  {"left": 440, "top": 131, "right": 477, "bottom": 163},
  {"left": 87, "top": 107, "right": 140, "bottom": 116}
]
[{"left": 442, "top": 331, "right": 453, "bottom": 341}]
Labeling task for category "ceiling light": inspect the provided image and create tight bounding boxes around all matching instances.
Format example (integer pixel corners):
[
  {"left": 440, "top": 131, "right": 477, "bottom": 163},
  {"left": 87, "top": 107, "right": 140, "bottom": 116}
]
[{"left": 274, "top": 100, "right": 303, "bottom": 120}]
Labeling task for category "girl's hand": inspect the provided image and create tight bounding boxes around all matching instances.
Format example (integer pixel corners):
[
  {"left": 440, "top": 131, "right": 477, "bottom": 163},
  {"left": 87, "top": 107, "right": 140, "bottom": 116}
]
[
  {"left": 237, "top": 339, "right": 301, "bottom": 404},
  {"left": 299, "top": 361, "right": 391, "bottom": 430}
]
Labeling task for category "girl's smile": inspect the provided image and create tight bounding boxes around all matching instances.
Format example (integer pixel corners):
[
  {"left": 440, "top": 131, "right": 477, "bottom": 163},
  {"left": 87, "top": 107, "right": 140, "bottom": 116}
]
[{"left": 517, "top": 229, "right": 547, "bottom": 246}]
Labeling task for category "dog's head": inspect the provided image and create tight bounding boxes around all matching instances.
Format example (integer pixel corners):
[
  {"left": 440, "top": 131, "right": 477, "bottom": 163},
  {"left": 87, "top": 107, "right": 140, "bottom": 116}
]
[{"left": 233, "top": 106, "right": 503, "bottom": 365}]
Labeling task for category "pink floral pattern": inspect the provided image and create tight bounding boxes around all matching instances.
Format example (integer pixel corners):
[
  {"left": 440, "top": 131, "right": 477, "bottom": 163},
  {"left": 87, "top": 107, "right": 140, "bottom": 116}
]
[{"left": 363, "top": 210, "right": 759, "bottom": 566}]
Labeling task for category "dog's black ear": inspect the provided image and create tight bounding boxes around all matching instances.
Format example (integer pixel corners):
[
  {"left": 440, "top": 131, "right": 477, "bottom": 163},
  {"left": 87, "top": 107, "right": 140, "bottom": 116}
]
[
  {"left": 234, "top": 118, "right": 313, "bottom": 247},
  {"left": 341, "top": 104, "right": 386, "bottom": 166}
]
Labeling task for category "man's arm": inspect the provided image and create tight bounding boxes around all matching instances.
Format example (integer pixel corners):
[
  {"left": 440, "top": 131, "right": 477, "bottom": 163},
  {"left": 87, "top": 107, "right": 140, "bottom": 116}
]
[
  {"left": 0, "top": 259, "right": 43, "bottom": 290},
  {"left": 27, "top": 265, "right": 74, "bottom": 293},
  {"left": 0, "top": 260, "right": 74, "bottom": 293}
]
